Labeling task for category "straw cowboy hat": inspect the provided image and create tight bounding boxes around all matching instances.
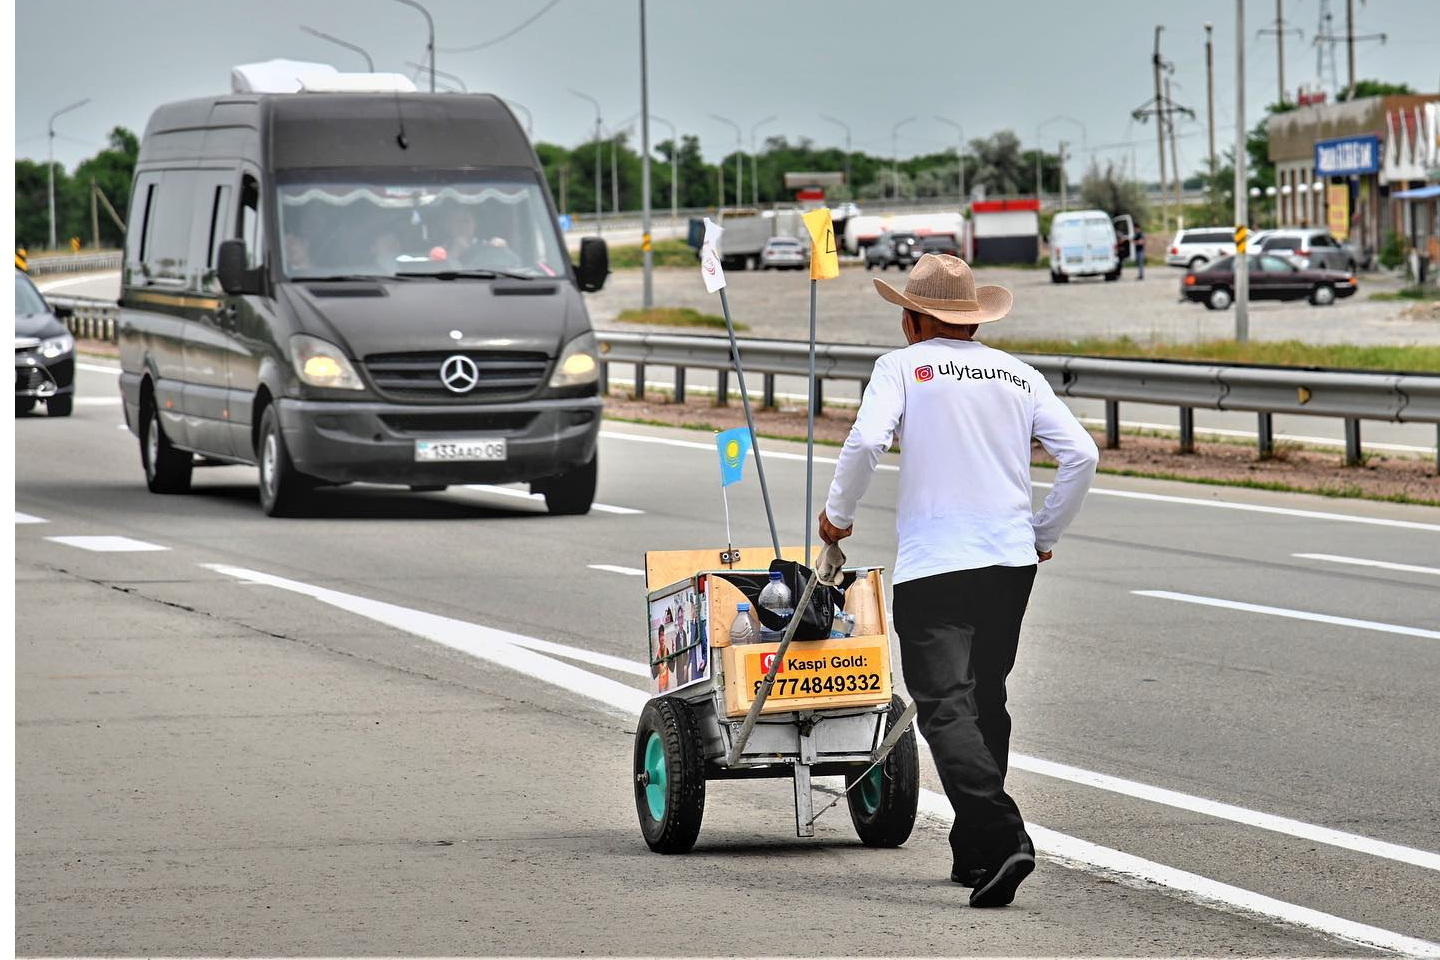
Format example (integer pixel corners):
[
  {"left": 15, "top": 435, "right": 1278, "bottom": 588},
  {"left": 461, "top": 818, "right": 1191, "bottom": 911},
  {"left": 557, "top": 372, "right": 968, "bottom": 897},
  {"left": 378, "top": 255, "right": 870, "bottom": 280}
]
[{"left": 874, "top": 253, "right": 1013, "bottom": 325}]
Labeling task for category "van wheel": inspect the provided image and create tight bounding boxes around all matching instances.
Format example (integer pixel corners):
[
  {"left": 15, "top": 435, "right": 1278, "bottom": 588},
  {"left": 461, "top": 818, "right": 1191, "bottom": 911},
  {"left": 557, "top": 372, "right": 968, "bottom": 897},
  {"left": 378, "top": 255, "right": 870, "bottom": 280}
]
[
  {"left": 1310, "top": 283, "right": 1335, "bottom": 306},
  {"left": 1206, "top": 287, "right": 1233, "bottom": 310},
  {"left": 535, "top": 453, "right": 597, "bottom": 516},
  {"left": 1104, "top": 269, "right": 1120, "bottom": 282},
  {"left": 47, "top": 395, "right": 73, "bottom": 417},
  {"left": 16, "top": 398, "right": 34, "bottom": 417},
  {"left": 257, "top": 405, "right": 311, "bottom": 517},
  {"left": 141, "top": 400, "right": 192, "bottom": 494}
]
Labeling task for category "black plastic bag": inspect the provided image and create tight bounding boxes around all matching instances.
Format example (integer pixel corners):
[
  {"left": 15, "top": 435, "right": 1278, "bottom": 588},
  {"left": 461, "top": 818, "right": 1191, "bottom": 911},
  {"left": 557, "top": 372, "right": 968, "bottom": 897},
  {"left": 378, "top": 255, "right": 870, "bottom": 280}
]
[{"left": 750, "top": 559, "right": 854, "bottom": 641}]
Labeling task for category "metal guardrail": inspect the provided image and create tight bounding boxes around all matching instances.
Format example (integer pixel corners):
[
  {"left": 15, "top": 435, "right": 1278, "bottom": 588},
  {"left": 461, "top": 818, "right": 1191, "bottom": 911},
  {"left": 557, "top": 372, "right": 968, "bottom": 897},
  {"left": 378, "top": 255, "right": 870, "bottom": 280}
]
[
  {"left": 49, "top": 301, "right": 1439, "bottom": 467},
  {"left": 596, "top": 330, "right": 1440, "bottom": 468},
  {"left": 25, "top": 251, "right": 122, "bottom": 276}
]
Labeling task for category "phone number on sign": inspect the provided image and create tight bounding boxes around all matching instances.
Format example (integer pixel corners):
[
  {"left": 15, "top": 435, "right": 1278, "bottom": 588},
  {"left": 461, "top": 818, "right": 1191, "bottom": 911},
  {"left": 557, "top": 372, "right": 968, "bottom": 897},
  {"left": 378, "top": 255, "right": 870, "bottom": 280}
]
[{"left": 752, "top": 673, "right": 882, "bottom": 697}]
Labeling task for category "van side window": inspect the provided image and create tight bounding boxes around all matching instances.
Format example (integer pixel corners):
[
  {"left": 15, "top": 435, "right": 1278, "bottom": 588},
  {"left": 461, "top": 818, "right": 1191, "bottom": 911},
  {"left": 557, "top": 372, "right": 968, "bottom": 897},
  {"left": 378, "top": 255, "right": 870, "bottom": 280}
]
[
  {"left": 240, "top": 175, "right": 263, "bottom": 270},
  {"left": 131, "top": 181, "right": 157, "bottom": 274},
  {"left": 207, "top": 185, "right": 232, "bottom": 269},
  {"left": 145, "top": 170, "right": 198, "bottom": 283}
]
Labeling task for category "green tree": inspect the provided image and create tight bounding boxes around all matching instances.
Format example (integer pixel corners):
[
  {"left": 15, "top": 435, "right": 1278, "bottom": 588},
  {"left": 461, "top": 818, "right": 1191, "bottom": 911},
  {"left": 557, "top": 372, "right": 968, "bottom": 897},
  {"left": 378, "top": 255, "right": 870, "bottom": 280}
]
[
  {"left": 1337, "top": 79, "right": 1414, "bottom": 102},
  {"left": 67, "top": 126, "right": 139, "bottom": 247},
  {"left": 15, "top": 160, "right": 54, "bottom": 250},
  {"left": 1079, "top": 161, "right": 1151, "bottom": 225}
]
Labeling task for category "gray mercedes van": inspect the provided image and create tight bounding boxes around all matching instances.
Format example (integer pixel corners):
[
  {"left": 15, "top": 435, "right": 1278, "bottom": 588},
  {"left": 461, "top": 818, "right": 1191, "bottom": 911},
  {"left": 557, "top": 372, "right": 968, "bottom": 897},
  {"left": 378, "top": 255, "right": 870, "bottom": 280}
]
[{"left": 118, "top": 92, "right": 608, "bottom": 516}]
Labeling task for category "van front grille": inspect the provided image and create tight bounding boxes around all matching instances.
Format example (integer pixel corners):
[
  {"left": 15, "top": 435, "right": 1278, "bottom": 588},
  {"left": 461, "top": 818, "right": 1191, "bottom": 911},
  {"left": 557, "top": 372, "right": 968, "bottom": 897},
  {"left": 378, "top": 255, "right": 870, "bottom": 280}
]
[
  {"left": 379, "top": 411, "right": 538, "bottom": 435},
  {"left": 363, "top": 351, "right": 551, "bottom": 403}
]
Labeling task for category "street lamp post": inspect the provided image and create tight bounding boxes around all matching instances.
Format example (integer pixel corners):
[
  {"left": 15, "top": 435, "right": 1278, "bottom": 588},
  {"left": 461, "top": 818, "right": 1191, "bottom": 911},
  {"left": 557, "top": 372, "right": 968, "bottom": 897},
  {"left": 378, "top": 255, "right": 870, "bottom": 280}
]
[
  {"left": 891, "top": 116, "right": 916, "bottom": 201},
  {"left": 390, "top": 0, "right": 435, "bottom": 92},
  {"left": 639, "top": 0, "right": 653, "bottom": 309},
  {"left": 405, "top": 61, "right": 466, "bottom": 91},
  {"left": 749, "top": 115, "right": 777, "bottom": 207},
  {"left": 1234, "top": 0, "right": 1249, "bottom": 343},
  {"left": 710, "top": 114, "right": 742, "bottom": 209},
  {"left": 569, "top": 89, "right": 604, "bottom": 236},
  {"left": 650, "top": 115, "right": 679, "bottom": 225},
  {"left": 935, "top": 116, "right": 966, "bottom": 205},
  {"left": 47, "top": 98, "right": 90, "bottom": 251},
  {"left": 1035, "top": 114, "right": 1088, "bottom": 205},
  {"left": 819, "top": 114, "right": 852, "bottom": 197},
  {"left": 299, "top": 26, "right": 375, "bottom": 71}
]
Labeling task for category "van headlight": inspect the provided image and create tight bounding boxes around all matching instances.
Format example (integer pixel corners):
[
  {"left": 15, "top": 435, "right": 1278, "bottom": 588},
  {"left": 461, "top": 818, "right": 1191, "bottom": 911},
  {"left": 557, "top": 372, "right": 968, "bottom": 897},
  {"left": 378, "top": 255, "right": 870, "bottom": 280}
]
[
  {"left": 549, "top": 332, "right": 599, "bottom": 388},
  {"left": 290, "top": 335, "right": 364, "bottom": 390},
  {"left": 39, "top": 333, "right": 74, "bottom": 359}
]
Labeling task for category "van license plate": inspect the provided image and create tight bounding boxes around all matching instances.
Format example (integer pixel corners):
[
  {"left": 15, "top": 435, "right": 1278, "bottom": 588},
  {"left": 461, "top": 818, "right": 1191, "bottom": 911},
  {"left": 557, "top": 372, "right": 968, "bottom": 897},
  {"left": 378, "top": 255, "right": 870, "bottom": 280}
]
[{"left": 414, "top": 438, "right": 507, "bottom": 462}]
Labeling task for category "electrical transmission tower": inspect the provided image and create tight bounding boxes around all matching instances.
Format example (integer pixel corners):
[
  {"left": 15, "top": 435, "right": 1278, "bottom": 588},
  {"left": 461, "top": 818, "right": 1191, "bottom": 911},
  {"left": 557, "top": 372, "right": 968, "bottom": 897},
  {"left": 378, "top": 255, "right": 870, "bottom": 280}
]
[
  {"left": 1133, "top": 26, "right": 1196, "bottom": 231},
  {"left": 1313, "top": 0, "right": 1386, "bottom": 99}
]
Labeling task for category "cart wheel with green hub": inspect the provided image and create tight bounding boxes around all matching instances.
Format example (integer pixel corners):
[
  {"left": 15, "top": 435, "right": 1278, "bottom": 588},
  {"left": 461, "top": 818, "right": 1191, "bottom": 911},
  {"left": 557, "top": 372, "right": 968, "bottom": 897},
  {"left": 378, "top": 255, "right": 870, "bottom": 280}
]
[
  {"left": 633, "top": 696, "right": 706, "bottom": 854},
  {"left": 845, "top": 695, "right": 919, "bottom": 847}
]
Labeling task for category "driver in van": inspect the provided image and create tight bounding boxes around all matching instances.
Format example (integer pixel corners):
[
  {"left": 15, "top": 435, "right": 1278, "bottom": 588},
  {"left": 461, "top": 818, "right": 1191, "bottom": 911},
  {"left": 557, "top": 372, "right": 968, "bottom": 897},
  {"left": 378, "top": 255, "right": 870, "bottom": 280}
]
[{"left": 438, "top": 204, "right": 522, "bottom": 270}]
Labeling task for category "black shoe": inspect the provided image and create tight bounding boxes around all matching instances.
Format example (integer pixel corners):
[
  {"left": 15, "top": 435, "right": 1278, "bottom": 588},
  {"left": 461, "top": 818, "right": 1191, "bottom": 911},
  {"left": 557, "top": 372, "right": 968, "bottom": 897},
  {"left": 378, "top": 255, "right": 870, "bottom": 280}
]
[
  {"left": 950, "top": 865, "right": 986, "bottom": 887},
  {"left": 968, "top": 832, "right": 1035, "bottom": 908}
]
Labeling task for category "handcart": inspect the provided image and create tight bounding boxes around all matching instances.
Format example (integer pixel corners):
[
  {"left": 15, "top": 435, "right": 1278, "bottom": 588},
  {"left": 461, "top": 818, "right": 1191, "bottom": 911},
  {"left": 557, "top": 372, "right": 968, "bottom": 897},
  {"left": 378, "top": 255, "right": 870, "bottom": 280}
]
[{"left": 633, "top": 544, "right": 919, "bottom": 853}]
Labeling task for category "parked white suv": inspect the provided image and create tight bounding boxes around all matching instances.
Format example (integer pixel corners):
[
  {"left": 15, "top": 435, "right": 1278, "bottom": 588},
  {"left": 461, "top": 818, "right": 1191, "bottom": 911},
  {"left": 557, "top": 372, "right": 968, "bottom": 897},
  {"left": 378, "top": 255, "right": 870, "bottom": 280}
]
[
  {"left": 1258, "top": 229, "right": 1357, "bottom": 273},
  {"left": 1166, "top": 227, "right": 1236, "bottom": 270}
]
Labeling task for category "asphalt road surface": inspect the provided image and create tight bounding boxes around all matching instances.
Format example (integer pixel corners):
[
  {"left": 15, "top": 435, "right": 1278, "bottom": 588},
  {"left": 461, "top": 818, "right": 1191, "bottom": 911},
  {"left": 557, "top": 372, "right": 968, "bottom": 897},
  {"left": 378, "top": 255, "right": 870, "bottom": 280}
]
[{"left": 14, "top": 362, "right": 1440, "bottom": 956}]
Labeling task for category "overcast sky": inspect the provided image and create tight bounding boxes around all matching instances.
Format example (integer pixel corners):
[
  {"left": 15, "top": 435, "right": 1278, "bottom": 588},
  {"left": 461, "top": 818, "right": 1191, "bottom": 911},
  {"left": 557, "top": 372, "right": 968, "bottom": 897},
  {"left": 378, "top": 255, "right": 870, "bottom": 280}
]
[{"left": 16, "top": 0, "right": 1440, "bottom": 182}]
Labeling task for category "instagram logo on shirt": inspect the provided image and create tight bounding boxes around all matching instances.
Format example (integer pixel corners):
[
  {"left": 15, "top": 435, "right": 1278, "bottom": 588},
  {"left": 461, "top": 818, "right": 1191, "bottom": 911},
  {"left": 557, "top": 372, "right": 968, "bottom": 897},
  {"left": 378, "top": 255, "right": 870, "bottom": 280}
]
[{"left": 914, "top": 365, "right": 934, "bottom": 383}]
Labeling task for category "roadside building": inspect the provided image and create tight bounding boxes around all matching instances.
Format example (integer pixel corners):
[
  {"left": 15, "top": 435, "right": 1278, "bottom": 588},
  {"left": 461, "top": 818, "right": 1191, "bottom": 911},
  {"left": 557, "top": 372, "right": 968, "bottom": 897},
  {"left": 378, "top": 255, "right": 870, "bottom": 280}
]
[
  {"left": 1267, "top": 93, "right": 1439, "bottom": 261},
  {"left": 968, "top": 198, "right": 1040, "bottom": 264}
]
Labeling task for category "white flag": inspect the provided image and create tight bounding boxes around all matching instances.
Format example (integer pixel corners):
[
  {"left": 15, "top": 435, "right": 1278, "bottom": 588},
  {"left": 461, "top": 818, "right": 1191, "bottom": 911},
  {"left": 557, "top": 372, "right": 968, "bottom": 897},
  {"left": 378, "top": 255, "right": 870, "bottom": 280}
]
[{"left": 699, "top": 217, "right": 727, "bottom": 293}]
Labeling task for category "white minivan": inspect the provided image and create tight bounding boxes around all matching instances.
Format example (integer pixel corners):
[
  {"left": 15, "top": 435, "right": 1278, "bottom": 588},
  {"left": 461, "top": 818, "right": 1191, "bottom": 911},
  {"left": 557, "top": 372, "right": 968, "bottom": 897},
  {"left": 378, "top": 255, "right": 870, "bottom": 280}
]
[{"left": 1048, "top": 210, "right": 1122, "bottom": 283}]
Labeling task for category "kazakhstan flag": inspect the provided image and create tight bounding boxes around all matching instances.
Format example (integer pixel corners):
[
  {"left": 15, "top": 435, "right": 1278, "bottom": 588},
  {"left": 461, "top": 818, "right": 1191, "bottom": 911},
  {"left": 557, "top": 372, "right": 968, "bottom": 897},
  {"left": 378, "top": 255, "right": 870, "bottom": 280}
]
[{"left": 715, "top": 427, "right": 752, "bottom": 487}]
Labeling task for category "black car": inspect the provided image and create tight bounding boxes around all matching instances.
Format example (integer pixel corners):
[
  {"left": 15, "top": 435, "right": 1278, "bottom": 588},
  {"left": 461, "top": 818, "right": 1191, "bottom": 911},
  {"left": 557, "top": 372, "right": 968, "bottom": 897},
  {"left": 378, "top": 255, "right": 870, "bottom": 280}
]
[
  {"left": 15, "top": 269, "right": 75, "bottom": 417},
  {"left": 1180, "top": 254, "right": 1358, "bottom": 310},
  {"left": 920, "top": 234, "right": 960, "bottom": 257},
  {"left": 864, "top": 231, "right": 922, "bottom": 270}
]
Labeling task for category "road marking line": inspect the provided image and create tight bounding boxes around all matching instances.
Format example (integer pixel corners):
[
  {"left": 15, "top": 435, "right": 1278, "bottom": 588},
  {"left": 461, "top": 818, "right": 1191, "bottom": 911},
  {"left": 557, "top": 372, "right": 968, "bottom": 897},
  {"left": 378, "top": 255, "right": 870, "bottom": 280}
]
[
  {"left": 600, "top": 429, "right": 898, "bottom": 471},
  {"left": 75, "top": 396, "right": 121, "bottom": 406},
  {"left": 1133, "top": 590, "right": 1440, "bottom": 640},
  {"left": 1077, "top": 416, "right": 1436, "bottom": 455},
  {"left": 1293, "top": 553, "right": 1440, "bottom": 577},
  {"left": 464, "top": 484, "right": 644, "bottom": 515},
  {"left": 588, "top": 563, "right": 645, "bottom": 576},
  {"left": 45, "top": 535, "right": 168, "bottom": 553},
  {"left": 35, "top": 274, "right": 117, "bottom": 292},
  {"left": 15, "top": 512, "right": 48, "bottom": 524},
  {"left": 77, "top": 362, "right": 121, "bottom": 375},
  {"left": 1035, "top": 482, "right": 1440, "bottom": 533},
  {"left": 202, "top": 564, "right": 1440, "bottom": 955},
  {"left": 201, "top": 564, "right": 649, "bottom": 681}
]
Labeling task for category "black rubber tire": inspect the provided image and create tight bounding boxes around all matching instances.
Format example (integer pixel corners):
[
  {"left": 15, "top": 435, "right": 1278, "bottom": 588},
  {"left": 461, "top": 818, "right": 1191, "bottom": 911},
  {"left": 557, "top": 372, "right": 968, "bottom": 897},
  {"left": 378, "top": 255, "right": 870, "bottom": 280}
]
[
  {"left": 1310, "top": 283, "right": 1335, "bottom": 306},
  {"left": 846, "top": 695, "right": 920, "bottom": 847},
  {"left": 46, "top": 395, "right": 73, "bottom": 417},
  {"left": 16, "top": 397, "right": 35, "bottom": 417},
  {"left": 634, "top": 696, "right": 706, "bottom": 854},
  {"left": 537, "top": 453, "right": 597, "bottom": 516},
  {"left": 409, "top": 485, "right": 448, "bottom": 493},
  {"left": 257, "top": 404, "right": 310, "bottom": 517},
  {"left": 141, "top": 398, "right": 192, "bottom": 494},
  {"left": 1104, "top": 269, "right": 1120, "bottom": 282}
]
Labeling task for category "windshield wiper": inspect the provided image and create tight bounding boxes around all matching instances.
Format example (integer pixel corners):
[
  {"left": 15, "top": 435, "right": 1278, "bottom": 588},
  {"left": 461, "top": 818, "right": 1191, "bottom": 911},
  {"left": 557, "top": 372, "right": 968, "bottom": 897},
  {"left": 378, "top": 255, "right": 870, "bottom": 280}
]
[
  {"left": 300, "top": 273, "right": 411, "bottom": 282},
  {"left": 394, "top": 268, "right": 537, "bottom": 281}
]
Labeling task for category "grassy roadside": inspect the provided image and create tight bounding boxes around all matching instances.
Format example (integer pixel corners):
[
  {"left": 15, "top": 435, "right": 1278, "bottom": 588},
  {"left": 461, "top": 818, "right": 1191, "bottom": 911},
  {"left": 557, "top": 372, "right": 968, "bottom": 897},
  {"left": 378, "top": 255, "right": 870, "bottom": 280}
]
[
  {"left": 1369, "top": 285, "right": 1440, "bottom": 303},
  {"left": 606, "top": 239, "right": 698, "bottom": 269},
  {"left": 985, "top": 336, "right": 1440, "bottom": 373},
  {"left": 614, "top": 306, "right": 743, "bottom": 331}
]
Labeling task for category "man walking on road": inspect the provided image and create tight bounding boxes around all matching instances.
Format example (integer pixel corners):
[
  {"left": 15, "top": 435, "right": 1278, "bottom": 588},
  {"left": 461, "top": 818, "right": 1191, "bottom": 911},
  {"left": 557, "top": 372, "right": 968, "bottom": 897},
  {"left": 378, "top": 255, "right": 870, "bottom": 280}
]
[
  {"left": 1133, "top": 225, "right": 1146, "bottom": 280},
  {"left": 818, "top": 254, "right": 1098, "bottom": 907}
]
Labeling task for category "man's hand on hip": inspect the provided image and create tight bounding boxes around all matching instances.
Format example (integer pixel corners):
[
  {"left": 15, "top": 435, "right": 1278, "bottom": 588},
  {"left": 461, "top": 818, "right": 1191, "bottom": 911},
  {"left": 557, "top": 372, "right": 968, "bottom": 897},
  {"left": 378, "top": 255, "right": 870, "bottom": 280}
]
[
  {"left": 818, "top": 510, "right": 852, "bottom": 545},
  {"left": 1037, "top": 549, "right": 1053, "bottom": 563}
]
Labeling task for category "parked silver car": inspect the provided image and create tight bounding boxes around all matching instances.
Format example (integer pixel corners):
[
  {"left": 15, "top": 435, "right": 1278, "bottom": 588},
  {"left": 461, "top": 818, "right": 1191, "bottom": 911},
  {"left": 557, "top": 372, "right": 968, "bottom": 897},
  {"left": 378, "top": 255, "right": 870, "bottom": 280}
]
[
  {"left": 1258, "top": 229, "right": 1357, "bottom": 273},
  {"left": 758, "top": 236, "right": 808, "bottom": 270}
]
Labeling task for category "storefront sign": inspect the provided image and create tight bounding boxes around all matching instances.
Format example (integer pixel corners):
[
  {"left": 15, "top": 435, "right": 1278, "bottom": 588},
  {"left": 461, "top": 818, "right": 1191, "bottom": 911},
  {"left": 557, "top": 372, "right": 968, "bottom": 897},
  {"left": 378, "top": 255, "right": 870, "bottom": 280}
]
[
  {"left": 1327, "top": 184, "right": 1350, "bottom": 240},
  {"left": 1315, "top": 135, "right": 1380, "bottom": 176}
]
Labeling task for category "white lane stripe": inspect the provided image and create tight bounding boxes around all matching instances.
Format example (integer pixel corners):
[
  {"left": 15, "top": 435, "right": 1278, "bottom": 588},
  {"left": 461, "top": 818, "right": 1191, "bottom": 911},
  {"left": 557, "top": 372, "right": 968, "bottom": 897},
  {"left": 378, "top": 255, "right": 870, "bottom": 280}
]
[
  {"left": 605, "top": 429, "right": 1440, "bottom": 530},
  {"left": 463, "top": 484, "right": 643, "bottom": 515},
  {"left": 1008, "top": 753, "right": 1440, "bottom": 872},
  {"left": 1034, "top": 481, "right": 1440, "bottom": 533},
  {"left": 1134, "top": 590, "right": 1440, "bottom": 640},
  {"left": 35, "top": 273, "right": 116, "bottom": 291},
  {"left": 1077, "top": 416, "right": 1436, "bottom": 455},
  {"left": 1294, "top": 553, "right": 1440, "bottom": 577},
  {"left": 588, "top": 563, "right": 645, "bottom": 577},
  {"left": 75, "top": 396, "right": 121, "bottom": 406},
  {"left": 200, "top": 562, "right": 1440, "bottom": 957},
  {"left": 600, "top": 429, "right": 898, "bottom": 471},
  {"left": 200, "top": 564, "right": 649, "bottom": 681},
  {"left": 15, "top": 512, "right": 48, "bottom": 524},
  {"left": 45, "top": 535, "right": 168, "bottom": 553},
  {"left": 77, "top": 362, "right": 121, "bottom": 375}
]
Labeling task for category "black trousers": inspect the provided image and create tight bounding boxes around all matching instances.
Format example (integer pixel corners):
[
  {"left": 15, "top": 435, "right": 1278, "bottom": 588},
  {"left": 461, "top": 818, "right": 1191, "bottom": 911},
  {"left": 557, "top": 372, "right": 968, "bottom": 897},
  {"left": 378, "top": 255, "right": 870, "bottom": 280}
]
[{"left": 893, "top": 564, "right": 1038, "bottom": 860}]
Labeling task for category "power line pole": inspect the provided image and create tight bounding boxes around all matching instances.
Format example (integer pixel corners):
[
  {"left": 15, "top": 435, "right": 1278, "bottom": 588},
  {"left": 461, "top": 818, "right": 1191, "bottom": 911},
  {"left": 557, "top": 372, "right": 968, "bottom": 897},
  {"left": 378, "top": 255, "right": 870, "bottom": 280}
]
[
  {"left": 1346, "top": 0, "right": 1355, "bottom": 99},
  {"left": 1205, "top": 22, "right": 1216, "bottom": 185},
  {"left": 1165, "top": 75, "right": 1182, "bottom": 222},
  {"left": 1152, "top": 25, "right": 1169, "bottom": 231},
  {"left": 710, "top": 114, "right": 742, "bottom": 209},
  {"left": 89, "top": 178, "right": 99, "bottom": 249},
  {"left": 1257, "top": 0, "right": 1304, "bottom": 105},
  {"left": 1235, "top": 0, "right": 1249, "bottom": 344},
  {"left": 1058, "top": 140, "right": 1068, "bottom": 211},
  {"left": 638, "top": 0, "right": 653, "bottom": 309},
  {"left": 820, "top": 115, "right": 852, "bottom": 198},
  {"left": 750, "top": 116, "right": 776, "bottom": 207}
]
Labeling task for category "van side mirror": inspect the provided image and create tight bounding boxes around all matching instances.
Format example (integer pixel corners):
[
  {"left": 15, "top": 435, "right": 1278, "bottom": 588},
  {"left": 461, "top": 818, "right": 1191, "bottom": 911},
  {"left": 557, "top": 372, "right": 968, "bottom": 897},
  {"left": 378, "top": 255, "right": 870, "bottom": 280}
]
[
  {"left": 49, "top": 300, "right": 73, "bottom": 319},
  {"left": 217, "top": 239, "right": 254, "bottom": 295},
  {"left": 575, "top": 237, "right": 609, "bottom": 293}
]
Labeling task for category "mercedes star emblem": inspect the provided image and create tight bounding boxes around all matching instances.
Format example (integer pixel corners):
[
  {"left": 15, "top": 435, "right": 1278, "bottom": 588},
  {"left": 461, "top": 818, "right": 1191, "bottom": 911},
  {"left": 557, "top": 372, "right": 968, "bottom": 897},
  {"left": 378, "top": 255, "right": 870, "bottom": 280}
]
[{"left": 439, "top": 354, "right": 480, "bottom": 394}]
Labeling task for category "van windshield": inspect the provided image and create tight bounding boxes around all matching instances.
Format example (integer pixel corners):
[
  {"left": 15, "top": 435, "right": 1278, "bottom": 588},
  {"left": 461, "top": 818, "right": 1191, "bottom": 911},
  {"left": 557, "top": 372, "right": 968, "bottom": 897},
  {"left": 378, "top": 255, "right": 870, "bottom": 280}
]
[{"left": 276, "top": 172, "right": 565, "bottom": 281}]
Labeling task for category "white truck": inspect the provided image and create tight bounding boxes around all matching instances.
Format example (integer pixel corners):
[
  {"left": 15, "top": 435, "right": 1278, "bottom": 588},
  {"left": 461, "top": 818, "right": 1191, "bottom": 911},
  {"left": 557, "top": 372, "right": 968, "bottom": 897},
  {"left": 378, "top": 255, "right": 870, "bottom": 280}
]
[
  {"left": 688, "top": 209, "right": 808, "bottom": 270},
  {"left": 843, "top": 212, "right": 966, "bottom": 257},
  {"left": 1048, "top": 210, "right": 1129, "bottom": 283}
]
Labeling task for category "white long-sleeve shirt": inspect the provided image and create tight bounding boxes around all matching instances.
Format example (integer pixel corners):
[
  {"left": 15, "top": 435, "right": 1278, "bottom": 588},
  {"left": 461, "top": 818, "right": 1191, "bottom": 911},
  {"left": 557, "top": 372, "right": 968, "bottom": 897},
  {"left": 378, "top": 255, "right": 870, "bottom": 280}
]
[{"left": 824, "top": 338, "right": 1098, "bottom": 584}]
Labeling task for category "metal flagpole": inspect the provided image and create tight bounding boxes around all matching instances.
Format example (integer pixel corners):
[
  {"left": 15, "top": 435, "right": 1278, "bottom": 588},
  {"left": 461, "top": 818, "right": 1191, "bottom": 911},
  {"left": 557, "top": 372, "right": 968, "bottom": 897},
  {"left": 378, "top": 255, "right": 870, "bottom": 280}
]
[
  {"left": 805, "top": 278, "right": 817, "bottom": 563},
  {"left": 717, "top": 287, "right": 781, "bottom": 558}
]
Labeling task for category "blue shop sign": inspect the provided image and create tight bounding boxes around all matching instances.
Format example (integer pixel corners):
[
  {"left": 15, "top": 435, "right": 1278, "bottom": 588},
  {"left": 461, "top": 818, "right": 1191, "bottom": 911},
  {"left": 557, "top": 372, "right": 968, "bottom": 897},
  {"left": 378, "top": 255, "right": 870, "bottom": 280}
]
[{"left": 1314, "top": 135, "right": 1380, "bottom": 176}]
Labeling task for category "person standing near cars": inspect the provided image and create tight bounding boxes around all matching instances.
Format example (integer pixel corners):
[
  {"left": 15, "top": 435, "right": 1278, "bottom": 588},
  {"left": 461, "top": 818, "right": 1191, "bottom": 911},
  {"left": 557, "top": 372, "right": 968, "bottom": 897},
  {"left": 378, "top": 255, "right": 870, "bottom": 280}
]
[
  {"left": 1133, "top": 225, "right": 1146, "bottom": 280},
  {"left": 817, "top": 254, "right": 1098, "bottom": 908}
]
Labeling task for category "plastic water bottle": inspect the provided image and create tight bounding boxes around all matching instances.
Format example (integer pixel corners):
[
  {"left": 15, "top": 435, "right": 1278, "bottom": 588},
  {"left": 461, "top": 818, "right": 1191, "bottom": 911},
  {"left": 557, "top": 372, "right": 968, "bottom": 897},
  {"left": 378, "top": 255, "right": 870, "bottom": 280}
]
[
  {"left": 729, "top": 603, "right": 758, "bottom": 644},
  {"left": 758, "top": 571, "right": 795, "bottom": 633}
]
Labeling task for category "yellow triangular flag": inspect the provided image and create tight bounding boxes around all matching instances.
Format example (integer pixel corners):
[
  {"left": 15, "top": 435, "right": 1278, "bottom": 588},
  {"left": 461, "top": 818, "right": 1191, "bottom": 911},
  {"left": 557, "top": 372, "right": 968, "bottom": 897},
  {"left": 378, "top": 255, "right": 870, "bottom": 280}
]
[{"left": 801, "top": 208, "right": 840, "bottom": 281}]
